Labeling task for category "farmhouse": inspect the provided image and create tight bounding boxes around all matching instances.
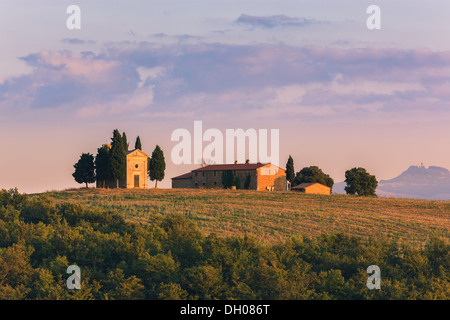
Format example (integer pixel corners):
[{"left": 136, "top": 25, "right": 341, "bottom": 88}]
[
  {"left": 172, "top": 162, "right": 286, "bottom": 191},
  {"left": 291, "top": 182, "right": 331, "bottom": 195},
  {"left": 97, "top": 145, "right": 150, "bottom": 189}
]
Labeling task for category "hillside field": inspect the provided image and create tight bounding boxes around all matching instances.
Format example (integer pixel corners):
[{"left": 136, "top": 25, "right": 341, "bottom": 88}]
[{"left": 38, "top": 188, "right": 450, "bottom": 248}]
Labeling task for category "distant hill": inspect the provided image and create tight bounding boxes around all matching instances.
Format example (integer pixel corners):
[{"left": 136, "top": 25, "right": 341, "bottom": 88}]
[{"left": 333, "top": 165, "right": 450, "bottom": 200}]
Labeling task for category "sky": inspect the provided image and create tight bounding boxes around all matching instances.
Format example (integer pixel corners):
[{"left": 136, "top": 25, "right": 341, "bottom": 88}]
[{"left": 1, "top": 0, "right": 450, "bottom": 193}]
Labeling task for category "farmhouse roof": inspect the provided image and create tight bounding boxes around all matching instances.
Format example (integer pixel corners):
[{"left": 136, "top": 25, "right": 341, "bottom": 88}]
[
  {"left": 192, "top": 163, "right": 268, "bottom": 172},
  {"left": 172, "top": 172, "right": 192, "bottom": 180}
]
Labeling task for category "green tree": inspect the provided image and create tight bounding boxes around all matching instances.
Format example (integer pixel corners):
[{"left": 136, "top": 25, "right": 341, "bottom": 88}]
[
  {"left": 221, "top": 170, "right": 234, "bottom": 189},
  {"left": 95, "top": 145, "right": 111, "bottom": 188},
  {"left": 72, "top": 153, "right": 96, "bottom": 188},
  {"left": 122, "top": 132, "right": 128, "bottom": 151},
  {"left": 157, "top": 283, "right": 189, "bottom": 300},
  {"left": 182, "top": 265, "right": 224, "bottom": 299},
  {"left": 244, "top": 174, "right": 251, "bottom": 190},
  {"left": 233, "top": 176, "right": 241, "bottom": 189},
  {"left": 102, "top": 269, "right": 145, "bottom": 300},
  {"left": 286, "top": 155, "right": 295, "bottom": 188},
  {"left": 293, "top": 166, "right": 334, "bottom": 189},
  {"left": 135, "top": 136, "right": 142, "bottom": 150},
  {"left": 344, "top": 167, "right": 378, "bottom": 196},
  {"left": 110, "top": 129, "right": 126, "bottom": 188},
  {"left": 149, "top": 145, "right": 166, "bottom": 188}
]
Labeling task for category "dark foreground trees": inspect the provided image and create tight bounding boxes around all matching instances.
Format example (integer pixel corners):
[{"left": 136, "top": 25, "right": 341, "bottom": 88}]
[
  {"left": 72, "top": 153, "right": 96, "bottom": 188},
  {"left": 0, "top": 188, "right": 449, "bottom": 300}
]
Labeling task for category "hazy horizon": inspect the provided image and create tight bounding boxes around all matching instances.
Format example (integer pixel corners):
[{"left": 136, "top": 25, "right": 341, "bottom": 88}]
[{"left": 1, "top": 0, "right": 450, "bottom": 193}]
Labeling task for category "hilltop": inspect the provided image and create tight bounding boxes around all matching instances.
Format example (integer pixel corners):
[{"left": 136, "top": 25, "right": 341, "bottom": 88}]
[{"left": 41, "top": 188, "right": 450, "bottom": 248}]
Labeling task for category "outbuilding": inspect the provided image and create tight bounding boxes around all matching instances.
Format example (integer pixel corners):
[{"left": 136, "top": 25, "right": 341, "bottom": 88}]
[{"left": 291, "top": 182, "right": 331, "bottom": 195}]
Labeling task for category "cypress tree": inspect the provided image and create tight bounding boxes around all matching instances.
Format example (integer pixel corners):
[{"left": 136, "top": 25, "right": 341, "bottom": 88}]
[
  {"left": 286, "top": 155, "right": 295, "bottom": 189},
  {"left": 95, "top": 145, "right": 111, "bottom": 188},
  {"left": 110, "top": 129, "right": 126, "bottom": 188},
  {"left": 149, "top": 145, "right": 166, "bottom": 188},
  {"left": 135, "top": 136, "right": 142, "bottom": 150},
  {"left": 72, "top": 153, "right": 96, "bottom": 188},
  {"left": 122, "top": 132, "right": 128, "bottom": 151}
]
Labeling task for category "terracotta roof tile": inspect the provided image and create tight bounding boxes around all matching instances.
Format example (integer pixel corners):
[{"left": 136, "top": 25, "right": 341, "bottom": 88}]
[
  {"left": 192, "top": 163, "right": 267, "bottom": 172},
  {"left": 172, "top": 172, "right": 192, "bottom": 179}
]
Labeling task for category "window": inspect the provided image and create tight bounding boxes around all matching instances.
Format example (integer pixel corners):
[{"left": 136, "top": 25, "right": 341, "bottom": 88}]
[
  {"left": 214, "top": 171, "right": 216, "bottom": 177},
  {"left": 135, "top": 164, "right": 139, "bottom": 169}
]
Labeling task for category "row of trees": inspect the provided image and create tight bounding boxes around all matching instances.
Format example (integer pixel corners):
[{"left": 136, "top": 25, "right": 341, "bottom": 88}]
[
  {"left": 1, "top": 188, "right": 448, "bottom": 300},
  {"left": 221, "top": 171, "right": 251, "bottom": 190},
  {"left": 72, "top": 130, "right": 166, "bottom": 188},
  {"left": 286, "top": 155, "right": 378, "bottom": 196}
]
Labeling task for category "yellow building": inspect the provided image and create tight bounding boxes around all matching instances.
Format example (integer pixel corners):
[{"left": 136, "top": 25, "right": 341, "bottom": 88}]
[
  {"left": 291, "top": 182, "right": 331, "bottom": 195},
  {"left": 97, "top": 148, "right": 150, "bottom": 189},
  {"left": 124, "top": 149, "right": 150, "bottom": 189}
]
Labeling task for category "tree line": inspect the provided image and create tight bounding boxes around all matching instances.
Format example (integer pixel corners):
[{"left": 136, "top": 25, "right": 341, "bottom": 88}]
[
  {"left": 72, "top": 130, "right": 166, "bottom": 188},
  {"left": 0, "top": 188, "right": 448, "bottom": 300},
  {"left": 285, "top": 155, "right": 378, "bottom": 196}
]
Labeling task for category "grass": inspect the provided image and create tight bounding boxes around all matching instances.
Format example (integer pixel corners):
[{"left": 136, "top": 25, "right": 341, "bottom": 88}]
[{"left": 38, "top": 188, "right": 450, "bottom": 248}]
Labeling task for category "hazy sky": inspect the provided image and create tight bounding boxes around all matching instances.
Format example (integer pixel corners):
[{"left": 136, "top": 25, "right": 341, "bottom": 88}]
[{"left": 1, "top": 0, "right": 450, "bottom": 193}]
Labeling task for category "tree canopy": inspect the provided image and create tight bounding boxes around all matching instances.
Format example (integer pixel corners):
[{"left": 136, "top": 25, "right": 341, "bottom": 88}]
[
  {"left": 344, "top": 167, "right": 378, "bottom": 196},
  {"left": 95, "top": 145, "right": 111, "bottom": 188},
  {"left": 72, "top": 153, "right": 96, "bottom": 188},
  {"left": 285, "top": 155, "right": 295, "bottom": 186},
  {"left": 221, "top": 170, "right": 234, "bottom": 189},
  {"left": 149, "top": 145, "right": 166, "bottom": 188},
  {"left": 135, "top": 136, "right": 142, "bottom": 150},
  {"left": 122, "top": 132, "right": 128, "bottom": 151},
  {"left": 293, "top": 166, "right": 334, "bottom": 189},
  {"left": 110, "top": 129, "right": 126, "bottom": 188}
]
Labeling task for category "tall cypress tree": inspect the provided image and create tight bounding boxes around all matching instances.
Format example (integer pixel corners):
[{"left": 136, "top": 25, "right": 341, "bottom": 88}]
[
  {"left": 110, "top": 129, "right": 126, "bottom": 188},
  {"left": 149, "top": 145, "right": 166, "bottom": 188},
  {"left": 122, "top": 132, "right": 128, "bottom": 151},
  {"left": 286, "top": 155, "right": 295, "bottom": 189},
  {"left": 95, "top": 145, "right": 111, "bottom": 188},
  {"left": 135, "top": 136, "right": 142, "bottom": 150}
]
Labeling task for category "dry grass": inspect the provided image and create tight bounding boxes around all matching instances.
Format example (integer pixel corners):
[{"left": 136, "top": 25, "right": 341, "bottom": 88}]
[{"left": 39, "top": 188, "right": 450, "bottom": 248}]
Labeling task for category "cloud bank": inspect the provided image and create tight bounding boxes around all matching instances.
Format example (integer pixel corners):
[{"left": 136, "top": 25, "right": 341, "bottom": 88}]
[
  {"left": 1, "top": 42, "right": 450, "bottom": 123},
  {"left": 235, "top": 14, "right": 324, "bottom": 28}
]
